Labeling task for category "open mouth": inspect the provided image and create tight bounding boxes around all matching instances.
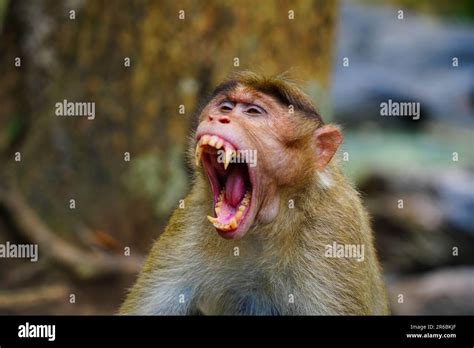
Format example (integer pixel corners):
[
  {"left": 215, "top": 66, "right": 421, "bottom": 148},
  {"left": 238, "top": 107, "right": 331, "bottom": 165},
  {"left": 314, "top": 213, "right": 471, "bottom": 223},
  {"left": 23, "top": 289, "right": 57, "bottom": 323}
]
[{"left": 195, "top": 134, "right": 253, "bottom": 238}]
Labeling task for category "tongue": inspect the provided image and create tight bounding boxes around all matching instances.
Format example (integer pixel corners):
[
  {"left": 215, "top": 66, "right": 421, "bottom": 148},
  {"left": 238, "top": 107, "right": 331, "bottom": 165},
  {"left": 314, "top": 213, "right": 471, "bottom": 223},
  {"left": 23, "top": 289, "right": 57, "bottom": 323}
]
[{"left": 225, "top": 165, "right": 246, "bottom": 207}]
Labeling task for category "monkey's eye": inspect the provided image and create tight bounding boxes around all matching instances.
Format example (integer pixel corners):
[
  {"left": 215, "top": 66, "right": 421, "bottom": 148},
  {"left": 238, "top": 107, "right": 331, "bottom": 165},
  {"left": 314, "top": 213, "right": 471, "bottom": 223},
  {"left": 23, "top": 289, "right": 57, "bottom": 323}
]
[
  {"left": 219, "top": 101, "right": 234, "bottom": 112},
  {"left": 244, "top": 105, "right": 264, "bottom": 116}
]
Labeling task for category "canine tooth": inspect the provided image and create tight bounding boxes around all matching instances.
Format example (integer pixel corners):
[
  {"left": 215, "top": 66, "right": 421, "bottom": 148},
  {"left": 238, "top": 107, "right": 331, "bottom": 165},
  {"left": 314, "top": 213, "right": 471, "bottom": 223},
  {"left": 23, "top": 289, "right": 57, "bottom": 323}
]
[
  {"left": 207, "top": 215, "right": 218, "bottom": 224},
  {"left": 224, "top": 148, "right": 235, "bottom": 170},
  {"left": 209, "top": 135, "right": 219, "bottom": 147},
  {"left": 229, "top": 217, "right": 237, "bottom": 229},
  {"left": 216, "top": 200, "right": 222, "bottom": 207},
  {"left": 235, "top": 211, "right": 243, "bottom": 220},
  {"left": 201, "top": 135, "right": 210, "bottom": 145},
  {"left": 195, "top": 143, "right": 202, "bottom": 167},
  {"left": 215, "top": 206, "right": 221, "bottom": 214}
]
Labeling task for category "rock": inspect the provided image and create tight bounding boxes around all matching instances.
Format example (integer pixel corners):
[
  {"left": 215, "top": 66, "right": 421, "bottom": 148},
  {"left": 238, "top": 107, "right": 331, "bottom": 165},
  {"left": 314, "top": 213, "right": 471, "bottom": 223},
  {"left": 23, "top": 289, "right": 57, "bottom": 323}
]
[
  {"left": 359, "top": 169, "right": 474, "bottom": 274},
  {"left": 332, "top": 3, "right": 474, "bottom": 129},
  {"left": 388, "top": 266, "right": 474, "bottom": 314}
]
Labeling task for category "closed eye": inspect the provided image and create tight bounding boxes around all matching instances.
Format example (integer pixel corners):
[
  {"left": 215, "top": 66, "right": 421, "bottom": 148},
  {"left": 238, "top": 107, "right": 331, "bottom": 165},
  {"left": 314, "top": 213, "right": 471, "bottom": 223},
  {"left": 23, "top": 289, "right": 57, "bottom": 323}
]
[
  {"left": 245, "top": 105, "right": 265, "bottom": 115},
  {"left": 219, "top": 101, "right": 234, "bottom": 112}
]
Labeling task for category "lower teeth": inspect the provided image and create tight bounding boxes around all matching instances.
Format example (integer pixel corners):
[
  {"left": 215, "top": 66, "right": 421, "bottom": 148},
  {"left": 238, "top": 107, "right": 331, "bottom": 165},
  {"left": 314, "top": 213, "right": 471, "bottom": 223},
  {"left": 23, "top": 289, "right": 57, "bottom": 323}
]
[{"left": 208, "top": 190, "right": 251, "bottom": 231}]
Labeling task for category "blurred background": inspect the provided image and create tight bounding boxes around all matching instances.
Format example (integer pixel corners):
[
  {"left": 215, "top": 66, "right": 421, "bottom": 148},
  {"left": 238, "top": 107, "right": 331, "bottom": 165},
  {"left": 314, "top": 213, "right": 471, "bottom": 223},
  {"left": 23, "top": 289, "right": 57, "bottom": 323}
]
[{"left": 0, "top": 0, "right": 472, "bottom": 314}]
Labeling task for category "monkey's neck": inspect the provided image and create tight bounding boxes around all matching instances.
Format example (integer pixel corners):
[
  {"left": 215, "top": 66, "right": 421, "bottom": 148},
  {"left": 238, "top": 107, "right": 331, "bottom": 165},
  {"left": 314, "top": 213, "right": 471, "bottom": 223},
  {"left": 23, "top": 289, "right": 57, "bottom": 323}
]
[{"left": 248, "top": 165, "right": 358, "bottom": 250}]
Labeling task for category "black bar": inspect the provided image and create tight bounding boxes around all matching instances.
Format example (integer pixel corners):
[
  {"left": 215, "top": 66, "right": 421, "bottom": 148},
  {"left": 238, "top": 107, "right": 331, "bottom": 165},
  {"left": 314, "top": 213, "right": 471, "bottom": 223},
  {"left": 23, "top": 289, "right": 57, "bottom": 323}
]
[{"left": 0, "top": 315, "right": 472, "bottom": 346}]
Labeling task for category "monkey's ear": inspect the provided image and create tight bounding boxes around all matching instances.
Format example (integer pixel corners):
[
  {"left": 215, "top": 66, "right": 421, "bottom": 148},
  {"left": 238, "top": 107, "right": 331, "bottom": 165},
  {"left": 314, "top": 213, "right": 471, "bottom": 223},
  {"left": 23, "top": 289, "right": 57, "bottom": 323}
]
[{"left": 314, "top": 125, "right": 343, "bottom": 170}]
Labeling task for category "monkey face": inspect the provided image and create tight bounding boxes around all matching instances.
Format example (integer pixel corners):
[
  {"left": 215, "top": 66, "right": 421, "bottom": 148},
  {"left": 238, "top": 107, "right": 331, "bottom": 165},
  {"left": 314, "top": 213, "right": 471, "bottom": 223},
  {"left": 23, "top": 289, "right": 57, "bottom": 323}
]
[{"left": 194, "top": 85, "right": 320, "bottom": 240}]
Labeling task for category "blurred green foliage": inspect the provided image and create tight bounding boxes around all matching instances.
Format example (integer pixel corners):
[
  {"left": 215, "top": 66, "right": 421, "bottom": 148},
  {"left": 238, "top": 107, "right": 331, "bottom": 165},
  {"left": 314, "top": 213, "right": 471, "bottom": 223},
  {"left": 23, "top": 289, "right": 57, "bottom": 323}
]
[
  {"left": 0, "top": 0, "right": 7, "bottom": 28},
  {"left": 124, "top": 147, "right": 188, "bottom": 217},
  {"left": 342, "top": 126, "right": 474, "bottom": 181},
  {"left": 363, "top": 0, "right": 474, "bottom": 22}
]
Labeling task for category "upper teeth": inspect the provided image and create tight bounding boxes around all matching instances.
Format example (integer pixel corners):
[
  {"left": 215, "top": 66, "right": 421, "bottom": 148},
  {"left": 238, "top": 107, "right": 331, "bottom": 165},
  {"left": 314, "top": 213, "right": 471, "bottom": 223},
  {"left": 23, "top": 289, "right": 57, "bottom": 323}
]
[{"left": 195, "top": 134, "right": 236, "bottom": 169}]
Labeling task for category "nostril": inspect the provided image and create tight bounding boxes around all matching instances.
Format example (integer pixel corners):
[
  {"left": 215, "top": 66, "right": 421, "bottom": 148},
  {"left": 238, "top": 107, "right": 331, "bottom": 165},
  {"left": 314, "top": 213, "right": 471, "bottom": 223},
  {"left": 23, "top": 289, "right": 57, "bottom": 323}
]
[{"left": 218, "top": 116, "right": 230, "bottom": 124}]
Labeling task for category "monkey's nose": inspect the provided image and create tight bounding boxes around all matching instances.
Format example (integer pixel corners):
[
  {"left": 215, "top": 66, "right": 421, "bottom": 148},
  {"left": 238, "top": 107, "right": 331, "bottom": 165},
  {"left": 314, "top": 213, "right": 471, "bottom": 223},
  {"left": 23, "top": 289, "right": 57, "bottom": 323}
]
[
  {"left": 218, "top": 115, "right": 230, "bottom": 124},
  {"left": 208, "top": 114, "right": 231, "bottom": 124}
]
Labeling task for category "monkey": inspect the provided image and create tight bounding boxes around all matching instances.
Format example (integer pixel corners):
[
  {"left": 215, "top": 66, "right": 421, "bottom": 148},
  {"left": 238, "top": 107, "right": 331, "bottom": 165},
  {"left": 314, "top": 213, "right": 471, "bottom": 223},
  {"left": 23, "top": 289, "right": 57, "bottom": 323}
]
[{"left": 120, "top": 71, "right": 389, "bottom": 315}]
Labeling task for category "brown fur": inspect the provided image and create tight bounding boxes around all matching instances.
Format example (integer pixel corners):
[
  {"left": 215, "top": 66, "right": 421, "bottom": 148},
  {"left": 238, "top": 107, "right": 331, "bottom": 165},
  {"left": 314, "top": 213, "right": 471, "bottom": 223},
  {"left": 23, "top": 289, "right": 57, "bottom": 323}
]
[{"left": 120, "top": 73, "right": 389, "bottom": 315}]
